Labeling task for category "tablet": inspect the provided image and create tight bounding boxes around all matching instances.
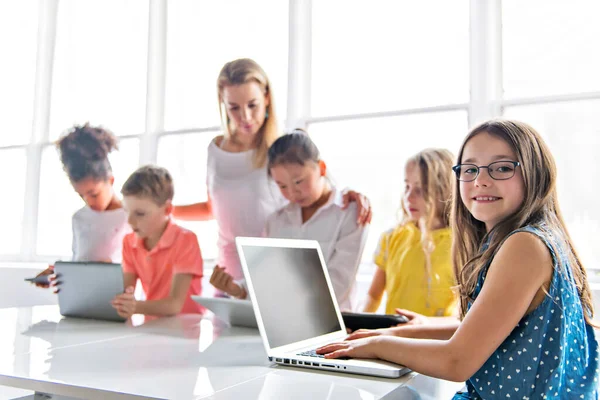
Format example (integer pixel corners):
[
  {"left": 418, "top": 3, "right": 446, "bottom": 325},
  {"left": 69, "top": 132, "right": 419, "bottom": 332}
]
[
  {"left": 341, "top": 311, "right": 408, "bottom": 331},
  {"left": 54, "top": 261, "right": 126, "bottom": 322},
  {"left": 191, "top": 296, "right": 257, "bottom": 328}
]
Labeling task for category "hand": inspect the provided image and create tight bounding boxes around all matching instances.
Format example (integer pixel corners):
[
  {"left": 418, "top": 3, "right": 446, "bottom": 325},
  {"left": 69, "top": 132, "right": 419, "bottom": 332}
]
[
  {"left": 346, "top": 327, "right": 396, "bottom": 341},
  {"left": 111, "top": 286, "right": 136, "bottom": 319},
  {"left": 316, "top": 336, "right": 382, "bottom": 359},
  {"left": 395, "top": 308, "right": 429, "bottom": 325},
  {"left": 341, "top": 190, "right": 372, "bottom": 225},
  {"left": 34, "top": 266, "right": 54, "bottom": 288},
  {"left": 210, "top": 265, "right": 245, "bottom": 298}
]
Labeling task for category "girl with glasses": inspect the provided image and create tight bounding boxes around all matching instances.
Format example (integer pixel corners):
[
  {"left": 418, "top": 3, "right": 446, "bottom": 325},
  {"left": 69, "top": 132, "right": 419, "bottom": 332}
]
[{"left": 317, "top": 119, "right": 598, "bottom": 399}]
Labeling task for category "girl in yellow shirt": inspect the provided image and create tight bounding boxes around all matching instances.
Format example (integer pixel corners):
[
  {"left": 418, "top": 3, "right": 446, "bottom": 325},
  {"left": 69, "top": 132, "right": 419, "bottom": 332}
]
[{"left": 363, "top": 148, "right": 457, "bottom": 317}]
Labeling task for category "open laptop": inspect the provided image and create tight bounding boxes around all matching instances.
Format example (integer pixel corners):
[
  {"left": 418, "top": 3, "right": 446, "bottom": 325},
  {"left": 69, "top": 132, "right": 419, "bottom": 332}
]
[
  {"left": 191, "top": 296, "right": 258, "bottom": 328},
  {"left": 235, "top": 237, "right": 409, "bottom": 378},
  {"left": 54, "top": 261, "right": 126, "bottom": 322}
]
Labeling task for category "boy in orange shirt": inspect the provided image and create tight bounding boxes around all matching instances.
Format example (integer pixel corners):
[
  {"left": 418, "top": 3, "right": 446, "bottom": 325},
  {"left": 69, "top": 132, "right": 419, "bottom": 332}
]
[{"left": 111, "top": 165, "right": 203, "bottom": 318}]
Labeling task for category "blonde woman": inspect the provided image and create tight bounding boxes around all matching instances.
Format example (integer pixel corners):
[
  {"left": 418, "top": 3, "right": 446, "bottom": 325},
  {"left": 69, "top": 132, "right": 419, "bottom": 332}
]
[
  {"left": 173, "top": 59, "right": 371, "bottom": 281},
  {"left": 363, "top": 148, "right": 456, "bottom": 317}
]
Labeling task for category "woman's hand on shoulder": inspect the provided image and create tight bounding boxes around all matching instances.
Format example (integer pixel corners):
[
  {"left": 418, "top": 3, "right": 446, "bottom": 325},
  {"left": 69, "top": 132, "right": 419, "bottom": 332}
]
[{"left": 341, "top": 190, "right": 372, "bottom": 225}]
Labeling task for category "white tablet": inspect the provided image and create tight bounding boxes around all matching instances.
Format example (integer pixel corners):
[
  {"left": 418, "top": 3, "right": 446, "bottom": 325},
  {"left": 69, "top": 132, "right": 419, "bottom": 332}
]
[{"left": 192, "top": 296, "right": 257, "bottom": 328}]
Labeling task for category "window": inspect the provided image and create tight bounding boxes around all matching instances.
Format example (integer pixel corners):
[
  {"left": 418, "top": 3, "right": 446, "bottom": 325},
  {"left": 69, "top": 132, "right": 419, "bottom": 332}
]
[
  {"left": 504, "top": 101, "right": 600, "bottom": 271},
  {"left": 309, "top": 111, "right": 468, "bottom": 261},
  {"left": 503, "top": 0, "right": 600, "bottom": 98},
  {"left": 157, "top": 133, "right": 219, "bottom": 260},
  {"left": 0, "top": 1, "right": 38, "bottom": 147},
  {"left": 164, "top": 0, "right": 289, "bottom": 131},
  {"left": 311, "top": 1, "right": 469, "bottom": 117},
  {"left": 49, "top": 0, "right": 148, "bottom": 140},
  {"left": 6, "top": 0, "right": 598, "bottom": 292},
  {"left": 0, "top": 149, "right": 27, "bottom": 255}
]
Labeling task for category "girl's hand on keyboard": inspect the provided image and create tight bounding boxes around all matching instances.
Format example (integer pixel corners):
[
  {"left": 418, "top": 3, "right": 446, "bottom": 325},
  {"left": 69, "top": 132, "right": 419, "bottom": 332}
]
[
  {"left": 316, "top": 337, "right": 382, "bottom": 360},
  {"left": 346, "top": 328, "right": 392, "bottom": 341}
]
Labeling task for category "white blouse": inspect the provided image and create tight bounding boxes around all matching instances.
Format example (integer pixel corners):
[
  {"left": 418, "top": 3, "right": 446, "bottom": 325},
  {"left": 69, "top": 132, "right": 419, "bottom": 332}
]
[
  {"left": 206, "top": 139, "right": 286, "bottom": 280},
  {"left": 71, "top": 206, "right": 130, "bottom": 262},
  {"left": 265, "top": 186, "right": 368, "bottom": 311}
]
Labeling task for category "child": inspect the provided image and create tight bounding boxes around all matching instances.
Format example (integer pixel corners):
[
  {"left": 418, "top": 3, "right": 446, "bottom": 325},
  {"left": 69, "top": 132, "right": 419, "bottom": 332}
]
[
  {"left": 317, "top": 119, "right": 599, "bottom": 399},
  {"left": 34, "top": 124, "right": 129, "bottom": 287},
  {"left": 363, "top": 148, "right": 456, "bottom": 317},
  {"left": 111, "top": 165, "right": 203, "bottom": 318},
  {"left": 210, "top": 131, "right": 368, "bottom": 311}
]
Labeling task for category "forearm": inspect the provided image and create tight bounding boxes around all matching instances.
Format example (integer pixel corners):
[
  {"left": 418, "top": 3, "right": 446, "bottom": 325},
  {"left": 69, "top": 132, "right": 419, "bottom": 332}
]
[
  {"left": 229, "top": 281, "right": 247, "bottom": 299},
  {"left": 172, "top": 203, "right": 213, "bottom": 221},
  {"left": 363, "top": 294, "right": 382, "bottom": 313},
  {"left": 123, "top": 273, "right": 137, "bottom": 290},
  {"left": 135, "top": 297, "right": 183, "bottom": 317},
  {"left": 374, "top": 336, "right": 465, "bottom": 381},
  {"left": 391, "top": 322, "right": 460, "bottom": 340},
  {"left": 428, "top": 316, "right": 461, "bottom": 325}
]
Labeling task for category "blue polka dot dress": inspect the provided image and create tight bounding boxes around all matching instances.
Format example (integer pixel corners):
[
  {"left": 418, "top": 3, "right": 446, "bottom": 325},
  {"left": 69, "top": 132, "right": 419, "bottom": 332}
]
[{"left": 453, "top": 224, "right": 599, "bottom": 399}]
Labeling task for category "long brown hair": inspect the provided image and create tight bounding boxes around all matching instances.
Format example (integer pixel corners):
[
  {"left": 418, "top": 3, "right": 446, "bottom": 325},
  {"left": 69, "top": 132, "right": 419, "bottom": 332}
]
[
  {"left": 217, "top": 58, "right": 280, "bottom": 168},
  {"left": 398, "top": 148, "right": 455, "bottom": 283},
  {"left": 451, "top": 119, "right": 595, "bottom": 325}
]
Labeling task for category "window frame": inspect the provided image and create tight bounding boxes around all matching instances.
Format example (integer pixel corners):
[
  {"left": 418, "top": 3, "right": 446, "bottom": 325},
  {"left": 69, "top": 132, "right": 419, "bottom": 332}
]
[{"left": 1, "top": 0, "right": 598, "bottom": 283}]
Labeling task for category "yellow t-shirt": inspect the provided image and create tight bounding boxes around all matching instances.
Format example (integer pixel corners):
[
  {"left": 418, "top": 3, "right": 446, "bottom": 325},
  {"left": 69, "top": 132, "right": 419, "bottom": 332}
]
[{"left": 374, "top": 223, "right": 456, "bottom": 316}]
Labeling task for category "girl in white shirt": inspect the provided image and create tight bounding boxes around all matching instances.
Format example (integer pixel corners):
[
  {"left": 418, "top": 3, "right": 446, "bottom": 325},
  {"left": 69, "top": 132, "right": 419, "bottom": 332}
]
[
  {"left": 34, "top": 124, "right": 130, "bottom": 287},
  {"left": 210, "top": 131, "right": 368, "bottom": 310}
]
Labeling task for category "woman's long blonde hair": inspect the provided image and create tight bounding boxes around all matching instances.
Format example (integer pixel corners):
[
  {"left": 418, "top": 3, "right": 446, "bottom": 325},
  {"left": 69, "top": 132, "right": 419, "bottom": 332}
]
[
  {"left": 451, "top": 119, "right": 595, "bottom": 325},
  {"left": 398, "top": 148, "right": 455, "bottom": 284},
  {"left": 217, "top": 58, "right": 280, "bottom": 168}
]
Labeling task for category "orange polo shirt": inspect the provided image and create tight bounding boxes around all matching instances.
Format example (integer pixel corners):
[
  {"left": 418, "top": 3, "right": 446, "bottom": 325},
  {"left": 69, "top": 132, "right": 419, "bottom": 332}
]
[{"left": 122, "top": 220, "right": 203, "bottom": 314}]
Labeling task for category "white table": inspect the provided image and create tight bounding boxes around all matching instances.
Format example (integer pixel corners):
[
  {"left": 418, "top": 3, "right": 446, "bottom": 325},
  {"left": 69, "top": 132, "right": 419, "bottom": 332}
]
[{"left": 0, "top": 306, "right": 464, "bottom": 399}]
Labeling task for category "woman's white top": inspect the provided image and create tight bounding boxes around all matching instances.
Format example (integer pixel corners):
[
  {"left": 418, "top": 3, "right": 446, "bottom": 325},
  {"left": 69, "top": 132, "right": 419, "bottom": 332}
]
[
  {"left": 265, "top": 186, "right": 368, "bottom": 311},
  {"left": 207, "top": 139, "right": 285, "bottom": 280},
  {"left": 71, "top": 206, "right": 130, "bottom": 262}
]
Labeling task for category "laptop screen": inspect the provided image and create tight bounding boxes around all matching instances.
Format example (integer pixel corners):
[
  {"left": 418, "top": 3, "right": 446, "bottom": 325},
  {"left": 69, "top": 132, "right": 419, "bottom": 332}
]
[{"left": 240, "top": 244, "right": 342, "bottom": 349}]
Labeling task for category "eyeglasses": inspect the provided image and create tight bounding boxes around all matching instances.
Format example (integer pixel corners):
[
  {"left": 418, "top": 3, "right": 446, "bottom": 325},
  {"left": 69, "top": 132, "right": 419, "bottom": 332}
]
[{"left": 452, "top": 161, "right": 520, "bottom": 182}]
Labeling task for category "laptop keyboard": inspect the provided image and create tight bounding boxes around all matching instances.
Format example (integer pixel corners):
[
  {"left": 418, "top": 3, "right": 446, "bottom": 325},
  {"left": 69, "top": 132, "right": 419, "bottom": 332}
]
[{"left": 297, "top": 349, "right": 325, "bottom": 358}]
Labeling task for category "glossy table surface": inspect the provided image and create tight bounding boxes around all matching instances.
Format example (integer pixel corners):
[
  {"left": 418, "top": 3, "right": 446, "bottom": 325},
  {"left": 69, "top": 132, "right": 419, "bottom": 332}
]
[{"left": 0, "top": 306, "right": 465, "bottom": 399}]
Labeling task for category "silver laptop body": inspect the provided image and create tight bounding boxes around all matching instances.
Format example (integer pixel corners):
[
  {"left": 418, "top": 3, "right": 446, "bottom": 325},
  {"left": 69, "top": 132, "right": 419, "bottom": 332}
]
[
  {"left": 236, "top": 237, "right": 409, "bottom": 379},
  {"left": 54, "top": 261, "right": 126, "bottom": 322}
]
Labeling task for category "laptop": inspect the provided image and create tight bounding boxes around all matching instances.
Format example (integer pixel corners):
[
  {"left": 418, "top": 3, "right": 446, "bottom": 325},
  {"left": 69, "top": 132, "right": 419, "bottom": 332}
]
[
  {"left": 235, "top": 237, "right": 409, "bottom": 378},
  {"left": 191, "top": 296, "right": 258, "bottom": 328},
  {"left": 54, "top": 261, "right": 127, "bottom": 322}
]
